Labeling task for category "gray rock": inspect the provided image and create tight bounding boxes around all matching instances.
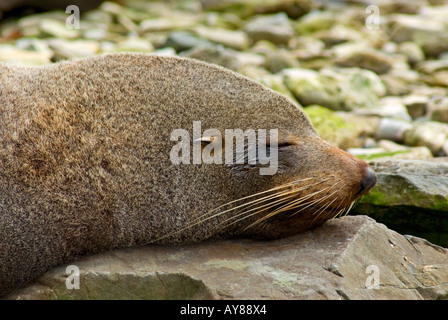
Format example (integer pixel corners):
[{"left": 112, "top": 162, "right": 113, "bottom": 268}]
[
  {"left": 39, "top": 19, "right": 80, "bottom": 39},
  {"left": 47, "top": 39, "right": 100, "bottom": 60},
  {"left": 282, "top": 67, "right": 385, "bottom": 111},
  {"left": 314, "top": 25, "right": 364, "bottom": 47},
  {"left": 257, "top": 74, "right": 297, "bottom": 101},
  {"left": 193, "top": 26, "right": 249, "bottom": 50},
  {"left": 114, "top": 37, "right": 154, "bottom": 53},
  {"left": 397, "top": 41, "right": 425, "bottom": 65},
  {"left": 404, "top": 121, "right": 448, "bottom": 156},
  {"left": 387, "top": 14, "right": 448, "bottom": 56},
  {"left": 334, "top": 47, "right": 395, "bottom": 75},
  {"left": 304, "top": 105, "right": 380, "bottom": 150},
  {"left": 376, "top": 118, "right": 412, "bottom": 142},
  {"left": 161, "top": 31, "right": 213, "bottom": 52},
  {"left": 402, "top": 95, "right": 430, "bottom": 119},
  {"left": 428, "top": 97, "right": 448, "bottom": 123},
  {"left": 140, "top": 15, "right": 199, "bottom": 33},
  {"left": 5, "top": 215, "right": 448, "bottom": 300},
  {"left": 364, "top": 159, "right": 448, "bottom": 210},
  {"left": 0, "top": 44, "right": 52, "bottom": 65},
  {"left": 417, "top": 59, "right": 448, "bottom": 74},
  {"left": 295, "top": 10, "right": 339, "bottom": 35},
  {"left": 181, "top": 44, "right": 265, "bottom": 73},
  {"left": 264, "top": 49, "right": 300, "bottom": 73},
  {"left": 348, "top": 0, "right": 426, "bottom": 14},
  {"left": 348, "top": 141, "right": 433, "bottom": 161},
  {"left": 200, "top": 0, "right": 312, "bottom": 19},
  {"left": 355, "top": 96, "right": 412, "bottom": 121},
  {"left": 354, "top": 159, "right": 448, "bottom": 246},
  {"left": 244, "top": 13, "right": 295, "bottom": 45}
]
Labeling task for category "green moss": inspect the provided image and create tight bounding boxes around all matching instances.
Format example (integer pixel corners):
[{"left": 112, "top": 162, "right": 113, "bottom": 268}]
[
  {"left": 361, "top": 176, "right": 448, "bottom": 211},
  {"left": 355, "top": 150, "right": 410, "bottom": 161},
  {"left": 304, "top": 105, "right": 358, "bottom": 149}
]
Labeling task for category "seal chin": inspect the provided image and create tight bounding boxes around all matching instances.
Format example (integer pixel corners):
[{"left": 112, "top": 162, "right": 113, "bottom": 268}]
[{"left": 354, "top": 166, "right": 377, "bottom": 198}]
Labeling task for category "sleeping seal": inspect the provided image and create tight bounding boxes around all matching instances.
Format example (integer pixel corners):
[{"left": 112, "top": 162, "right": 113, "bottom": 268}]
[{"left": 0, "top": 53, "right": 376, "bottom": 296}]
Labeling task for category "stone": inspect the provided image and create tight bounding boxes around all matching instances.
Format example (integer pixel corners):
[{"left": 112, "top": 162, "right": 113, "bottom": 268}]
[
  {"left": 387, "top": 14, "right": 448, "bottom": 57},
  {"left": 181, "top": 45, "right": 265, "bottom": 73},
  {"left": 356, "top": 96, "right": 412, "bottom": 121},
  {"left": 416, "top": 59, "right": 448, "bottom": 74},
  {"left": 353, "top": 159, "right": 448, "bottom": 246},
  {"left": 200, "top": 0, "right": 312, "bottom": 19},
  {"left": 243, "top": 13, "right": 295, "bottom": 45},
  {"left": 5, "top": 215, "right": 448, "bottom": 300},
  {"left": 282, "top": 67, "right": 385, "bottom": 111},
  {"left": 334, "top": 47, "right": 395, "bottom": 75},
  {"left": 263, "top": 49, "right": 300, "bottom": 73},
  {"left": 428, "top": 97, "right": 448, "bottom": 123},
  {"left": 404, "top": 121, "right": 448, "bottom": 156},
  {"left": 349, "top": 0, "right": 426, "bottom": 14},
  {"left": 39, "top": 19, "right": 80, "bottom": 39},
  {"left": 193, "top": 26, "right": 249, "bottom": 50},
  {"left": 314, "top": 25, "right": 364, "bottom": 47},
  {"left": 422, "top": 71, "right": 448, "bottom": 88},
  {"left": 140, "top": 16, "right": 199, "bottom": 33},
  {"left": 257, "top": 74, "right": 297, "bottom": 102},
  {"left": 397, "top": 41, "right": 425, "bottom": 65},
  {"left": 47, "top": 39, "right": 100, "bottom": 60},
  {"left": 379, "top": 74, "right": 411, "bottom": 96},
  {"left": 0, "top": 44, "right": 52, "bottom": 66},
  {"left": 114, "top": 37, "right": 154, "bottom": 53},
  {"left": 304, "top": 105, "right": 379, "bottom": 149},
  {"left": 295, "top": 10, "right": 338, "bottom": 35},
  {"left": 402, "top": 95, "right": 430, "bottom": 119},
  {"left": 376, "top": 118, "right": 412, "bottom": 142},
  {"left": 161, "top": 31, "right": 213, "bottom": 52},
  {"left": 347, "top": 141, "right": 433, "bottom": 161}
]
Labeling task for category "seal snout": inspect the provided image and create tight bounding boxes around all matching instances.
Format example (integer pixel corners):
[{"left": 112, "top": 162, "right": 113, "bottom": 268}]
[{"left": 356, "top": 166, "right": 377, "bottom": 197}]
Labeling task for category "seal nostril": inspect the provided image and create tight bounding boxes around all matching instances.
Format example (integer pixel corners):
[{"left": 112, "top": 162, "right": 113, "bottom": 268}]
[{"left": 357, "top": 166, "right": 377, "bottom": 196}]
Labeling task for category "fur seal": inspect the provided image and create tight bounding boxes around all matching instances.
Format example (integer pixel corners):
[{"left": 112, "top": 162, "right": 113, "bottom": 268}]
[{"left": 0, "top": 53, "right": 376, "bottom": 296}]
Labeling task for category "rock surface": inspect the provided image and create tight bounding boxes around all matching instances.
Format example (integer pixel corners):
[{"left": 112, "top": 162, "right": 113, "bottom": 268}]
[
  {"left": 5, "top": 216, "right": 448, "bottom": 300},
  {"left": 353, "top": 159, "right": 448, "bottom": 247}
]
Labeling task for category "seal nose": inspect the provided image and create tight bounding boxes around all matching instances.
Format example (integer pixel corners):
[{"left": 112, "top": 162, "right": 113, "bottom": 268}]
[{"left": 357, "top": 166, "right": 377, "bottom": 197}]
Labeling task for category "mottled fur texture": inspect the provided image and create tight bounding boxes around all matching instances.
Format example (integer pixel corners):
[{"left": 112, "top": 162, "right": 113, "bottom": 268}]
[{"left": 0, "top": 53, "right": 374, "bottom": 296}]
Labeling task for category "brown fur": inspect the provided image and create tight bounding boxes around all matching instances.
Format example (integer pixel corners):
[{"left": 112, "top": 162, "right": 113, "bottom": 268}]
[{"left": 0, "top": 53, "right": 375, "bottom": 296}]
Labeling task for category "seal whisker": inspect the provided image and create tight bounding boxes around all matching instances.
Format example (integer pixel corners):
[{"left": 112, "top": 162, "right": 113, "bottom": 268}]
[
  {"left": 149, "top": 178, "right": 321, "bottom": 243},
  {"left": 239, "top": 185, "right": 335, "bottom": 231},
  {"left": 309, "top": 190, "right": 341, "bottom": 226},
  {"left": 331, "top": 196, "right": 347, "bottom": 219},
  {"left": 208, "top": 183, "right": 326, "bottom": 232},
  {"left": 343, "top": 199, "right": 357, "bottom": 217},
  {"left": 243, "top": 181, "right": 342, "bottom": 231},
  {"left": 189, "top": 177, "right": 316, "bottom": 222},
  {"left": 212, "top": 186, "right": 329, "bottom": 233}
]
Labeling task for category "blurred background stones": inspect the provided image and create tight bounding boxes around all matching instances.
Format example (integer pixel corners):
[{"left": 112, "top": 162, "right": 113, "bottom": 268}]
[{"left": 1, "top": 0, "right": 447, "bottom": 246}]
